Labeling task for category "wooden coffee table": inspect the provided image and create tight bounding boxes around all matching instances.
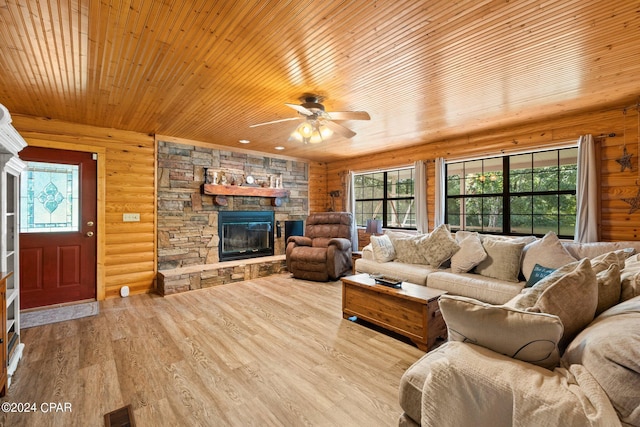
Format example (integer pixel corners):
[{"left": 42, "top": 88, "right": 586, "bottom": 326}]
[{"left": 341, "top": 274, "right": 447, "bottom": 351}]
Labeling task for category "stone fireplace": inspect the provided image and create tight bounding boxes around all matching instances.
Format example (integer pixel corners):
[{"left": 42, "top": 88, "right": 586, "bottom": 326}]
[{"left": 156, "top": 140, "right": 308, "bottom": 294}]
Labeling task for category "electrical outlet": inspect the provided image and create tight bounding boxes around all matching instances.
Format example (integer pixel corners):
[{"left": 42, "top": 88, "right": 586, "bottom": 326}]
[{"left": 123, "top": 213, "right": 140, "bottom": 222}]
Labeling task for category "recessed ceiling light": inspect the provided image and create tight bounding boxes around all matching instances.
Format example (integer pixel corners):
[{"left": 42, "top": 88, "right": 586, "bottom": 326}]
[
  {"left": 239, "top": 139, "right": 250, "bottom": 144},
  {"left": 274, "top": 146, "right": 285, "bottom": 150}
]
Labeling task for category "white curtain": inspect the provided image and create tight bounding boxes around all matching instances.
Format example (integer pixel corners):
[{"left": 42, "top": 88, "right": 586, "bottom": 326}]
[
  {"left": 575, "top": 134, "right": 598, "bottom": 242},
  {"left": 414, "top": 160, "right": 429, "bottom": 233},
  {"left": 433, "top": 157, "right": 446, "bottom": 227},
  {"left": 345, "top": 171, "right": 359, "bottom": 250}
]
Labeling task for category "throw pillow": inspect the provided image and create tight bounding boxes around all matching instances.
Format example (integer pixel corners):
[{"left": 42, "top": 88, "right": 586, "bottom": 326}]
[
  {"left": 595, "top": 263, "right": 621, "bottom": 316},
  {"left": 511, "top": 258, "right": 597, "bottom": 351},
  {"left": 420, "top": 224, "right": 460, "bottom": 268},
  {"left": 439, "top": 295, "right": 563, "bottom": 369},
  {"left": 562, "top": 296, "right": 640, "bottom": 426},
  {"left": 474, "top": 238, "right": 527, "bottom": 282},
  {"left": 525, "top": 264, "right": 556, "bottom": 288},
  {"left": 621, "top": 254, "right": 640, "bottom": 302},
  {"left": 450, "top": 233, "right": 487, "bottom": 273},
  {"left": 521, "top": 231, "right": 577, "bottom": 281},
  {"left": 454, "top": 230, "right": 477, "bottom": 242},
  {"left": 369, "top": 234, "right": 396, "bottom": 263},
  {"left": 387, "top": 232, "right": 427, "bottom": 264},
  {"left": 391, "top": 237, "right": 426, "bottom": 264},
  {"left": 591, "top": 249, "right": 633, "bottom": 273}
]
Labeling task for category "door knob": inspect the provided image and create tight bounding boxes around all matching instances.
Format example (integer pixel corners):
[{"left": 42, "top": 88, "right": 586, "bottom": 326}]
[{"left": 86, "top": 231, "right": 94, "bottom": 237}]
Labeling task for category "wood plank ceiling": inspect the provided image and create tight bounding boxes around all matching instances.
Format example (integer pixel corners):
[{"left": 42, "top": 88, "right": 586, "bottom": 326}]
[{"left": 0, "top": 0, "right": 638, "bottom": 162}]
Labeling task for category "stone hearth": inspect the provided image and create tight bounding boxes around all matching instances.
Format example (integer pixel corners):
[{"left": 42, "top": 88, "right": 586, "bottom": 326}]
[{"left": 157, "top": 255, "right": 287, "bottom": 295}]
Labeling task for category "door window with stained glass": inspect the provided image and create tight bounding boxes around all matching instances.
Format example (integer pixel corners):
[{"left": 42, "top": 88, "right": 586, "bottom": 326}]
[{"left": 20, "top": 162, "right": 79, "bottom": 233}]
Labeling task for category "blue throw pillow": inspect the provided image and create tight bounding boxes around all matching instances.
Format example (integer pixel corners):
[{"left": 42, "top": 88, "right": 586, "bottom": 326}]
[{"left": 525, "top": 264, "right": 556, "bottom": 288}]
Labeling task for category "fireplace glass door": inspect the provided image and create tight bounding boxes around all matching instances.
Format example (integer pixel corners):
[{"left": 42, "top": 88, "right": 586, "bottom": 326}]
[{"left": 219, "top": 211, "right": 274, "bottom": 261}]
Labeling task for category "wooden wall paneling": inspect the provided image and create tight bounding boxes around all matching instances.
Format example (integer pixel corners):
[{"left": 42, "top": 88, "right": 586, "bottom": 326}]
[
  {"left": 12, "top": 115, "right": 157, "bottom": 299},
  {"left": 308, "top": 162, "right": 328, "bottom": 213}
]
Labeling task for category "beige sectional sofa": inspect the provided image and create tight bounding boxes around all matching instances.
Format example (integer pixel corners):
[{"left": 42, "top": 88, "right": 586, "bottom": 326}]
[
  {"left": 386, "top": 226, "right": 640, "bottom": 426},
  {"left": 355, "top": 227, "right": 640, "bottom": 304}
]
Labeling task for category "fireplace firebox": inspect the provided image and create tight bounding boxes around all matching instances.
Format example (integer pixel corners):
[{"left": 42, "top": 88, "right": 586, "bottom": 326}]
[{"left": 218, "top": 211, "right": 275, "bottom": 261}]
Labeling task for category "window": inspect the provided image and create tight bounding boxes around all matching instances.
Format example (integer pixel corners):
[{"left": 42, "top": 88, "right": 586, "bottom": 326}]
[
  {"left": 20, "top": 161, "right": 80, "bottom": 233},
  {"left": 354, "top": 167, "right": 415, "bottom": 229},
  {"left": 445, "top": 147, "right": 578, "bottom": 238}
]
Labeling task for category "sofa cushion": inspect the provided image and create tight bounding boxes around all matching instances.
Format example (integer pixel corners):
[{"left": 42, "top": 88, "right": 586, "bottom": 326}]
[
  {"left": 354, "top": 258, "right": 434, "bottom": 286},
  {"left": 398, "top": 345, "right": 451, "bottom": 424},
  {"left": 427, "top": 271, "right": 524, "bottom": 305},
  {"left": 420, "top": 224, "right": 460, "bottom": 267},
  {"left": 477, "top": 234, "right": 537, "bottom": 245},
  {"left": 562, "top": 241, "right": 639, "bottom": 260},
  {"left": 369, "top": 234, "right": 396, "bottom": 262},
  {"left": 450, "top": 233, "right": 486, "bottom": 273},
  {"left": 474, "top": 238, "right": 526, "bottom": 282},
  {"left": 439, "top": 295, "right": 563, "bottom": 369},
  {"left": 521, "top": 231, "right": 577, "bottom": 281},
  {"left": 562, "top": 296, "right": 640, "bottom": 426},
  {"left": 508, "top": 258, "right": 597, "bottom": 350},
  {"left": 621, "top": 254, "right": 640, "bottom": 302},
  {"left": 525, "top": 264, "right": 556, "bottom": 288}
]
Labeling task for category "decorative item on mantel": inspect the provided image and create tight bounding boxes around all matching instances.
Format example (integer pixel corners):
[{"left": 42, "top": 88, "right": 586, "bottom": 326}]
[
  {"left": 202, "top": 168, "right": 290, "bottom": 206},
  {"left": 204, "top": 168, "right": 218, "bottom": 185}
]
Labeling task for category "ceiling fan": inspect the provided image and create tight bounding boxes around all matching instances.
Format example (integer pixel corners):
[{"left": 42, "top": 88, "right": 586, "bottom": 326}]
[{"left": 249, "top": 94, "right": 370, "bottom": 144}]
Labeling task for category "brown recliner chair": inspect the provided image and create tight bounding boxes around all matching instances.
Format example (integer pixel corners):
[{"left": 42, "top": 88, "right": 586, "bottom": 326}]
[{"left": 286, "top": 212, "right": 354, "bottom": 281}]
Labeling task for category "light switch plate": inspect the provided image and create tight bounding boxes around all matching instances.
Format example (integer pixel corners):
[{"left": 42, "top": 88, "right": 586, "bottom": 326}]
[{"left": 123, "top": 213, "right": 140, "bottom": 222}]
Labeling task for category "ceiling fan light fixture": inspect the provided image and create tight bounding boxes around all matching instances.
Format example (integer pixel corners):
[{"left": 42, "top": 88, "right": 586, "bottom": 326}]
[
  {"left": 319, "top": 124, "right": 333, "bottom": 139},
  {"left": 299, "top": 121, "right": 314, "bottom": 138},
  {"left": 309, "top": 130, "right": 323, "bottom": 144},
  {"left": 291, "top": 120, "right": 333, "bottom": 144}
]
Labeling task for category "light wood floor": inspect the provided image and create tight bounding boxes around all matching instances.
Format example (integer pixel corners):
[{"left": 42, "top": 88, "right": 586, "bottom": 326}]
[{"left": 0, "top": 274, "right": 424, "bottom": 426}]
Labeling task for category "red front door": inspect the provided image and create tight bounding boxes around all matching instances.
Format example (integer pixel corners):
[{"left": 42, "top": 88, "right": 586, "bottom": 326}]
[{"left": 19, "top": 147, "right": 97, "bottom": 309}]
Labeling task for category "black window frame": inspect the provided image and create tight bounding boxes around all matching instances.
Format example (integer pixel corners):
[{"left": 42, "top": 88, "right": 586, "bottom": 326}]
[
  {"left": 354, "top": 167, "right": 416, "bottom": 230},
  {"left": 445, "top": 147, "right": 578, "bottom": 238}
]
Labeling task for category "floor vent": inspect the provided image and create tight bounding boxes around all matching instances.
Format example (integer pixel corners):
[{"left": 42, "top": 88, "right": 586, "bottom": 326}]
[{"left": 104, "top": 405, "right": 135, "bottom": 427}]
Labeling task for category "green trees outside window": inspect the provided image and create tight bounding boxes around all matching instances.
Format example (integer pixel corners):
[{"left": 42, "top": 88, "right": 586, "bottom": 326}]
[
  {"left": 446, "top": 148, "right": 578, "bottom": 238},
  {"left": 354, "top": 167, "right": 415, "bottom": 229}
]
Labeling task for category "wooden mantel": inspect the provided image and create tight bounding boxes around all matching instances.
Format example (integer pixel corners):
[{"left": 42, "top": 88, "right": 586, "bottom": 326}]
[
  {"left": 202, "top": 184, "right": 290, "bottom": 206},
  {"left": 202, "top": 184, "right": 290, "bottom": 198}
]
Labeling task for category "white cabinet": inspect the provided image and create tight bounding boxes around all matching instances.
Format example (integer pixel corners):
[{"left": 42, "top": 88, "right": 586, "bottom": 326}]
[{"left": 0, "top": 104, "right": 26, "bottom": 389}]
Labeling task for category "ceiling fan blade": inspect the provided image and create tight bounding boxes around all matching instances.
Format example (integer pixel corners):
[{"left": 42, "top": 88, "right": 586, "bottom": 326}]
[
  {"left": 249, "top": 117, "right": 301, "bottom": 128},
  {"left": 285, "top": 103, "right": 314, "bottom": 116},
  {"left": 326, "top": 111, "right": 371, "bottom": 121},
  {"left": 324, "top": 120, "right": 356, "bottom": 139}
]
